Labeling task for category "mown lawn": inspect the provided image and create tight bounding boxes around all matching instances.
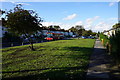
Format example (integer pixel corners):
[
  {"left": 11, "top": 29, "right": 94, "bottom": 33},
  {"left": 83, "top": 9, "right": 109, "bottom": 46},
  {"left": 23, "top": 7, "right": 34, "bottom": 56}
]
[{"left": 2, "top": 39, "right": 95, "bottom": 80}]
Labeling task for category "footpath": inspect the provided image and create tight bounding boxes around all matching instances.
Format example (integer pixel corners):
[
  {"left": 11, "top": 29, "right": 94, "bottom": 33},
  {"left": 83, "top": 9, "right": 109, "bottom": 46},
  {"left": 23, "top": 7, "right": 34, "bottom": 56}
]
[{"left": 86, "top": 39, "right": 110, "bottom": 80}]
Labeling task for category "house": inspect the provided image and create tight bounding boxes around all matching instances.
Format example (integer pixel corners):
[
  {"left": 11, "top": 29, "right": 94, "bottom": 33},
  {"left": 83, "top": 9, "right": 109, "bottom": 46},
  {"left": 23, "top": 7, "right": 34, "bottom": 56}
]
[
  {"left": 103, "top": 29, "right": 115, "bottom": 38},
  {"left": 103, "top": 27, "right": 120, "bottom": 38},
  {"left": 0, "top": 20, "right": 7, "bottom": 38}
]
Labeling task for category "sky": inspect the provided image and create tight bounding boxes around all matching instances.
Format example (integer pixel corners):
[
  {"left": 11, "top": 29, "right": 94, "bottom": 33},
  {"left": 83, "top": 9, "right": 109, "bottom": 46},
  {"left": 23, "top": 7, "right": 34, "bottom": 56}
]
[
  {"left": 1, "top": 2, "right": 118, "bottom": 32},
  {"left": 0, "top": 0, "right": 119, "bottom": 2}
]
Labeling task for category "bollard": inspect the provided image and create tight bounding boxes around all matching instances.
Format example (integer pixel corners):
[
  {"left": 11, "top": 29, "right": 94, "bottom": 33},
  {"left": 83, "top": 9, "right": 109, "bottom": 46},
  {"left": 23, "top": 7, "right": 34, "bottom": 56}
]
[{"left": 101, "top": 39, "right": 104, "bottom": 45}]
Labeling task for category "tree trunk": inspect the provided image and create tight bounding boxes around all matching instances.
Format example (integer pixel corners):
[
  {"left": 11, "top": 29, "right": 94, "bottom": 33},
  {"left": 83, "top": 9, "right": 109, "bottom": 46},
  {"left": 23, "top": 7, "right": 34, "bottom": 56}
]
[
  {"left": 24, "top": 33, "right": 35, "bottom": 51},
  {"left": 29, "top": 42, "right": 35, "bottom": 51}
]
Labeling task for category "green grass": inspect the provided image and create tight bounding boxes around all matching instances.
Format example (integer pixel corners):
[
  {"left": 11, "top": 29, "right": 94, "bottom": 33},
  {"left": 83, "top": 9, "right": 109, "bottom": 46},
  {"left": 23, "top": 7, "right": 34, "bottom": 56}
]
[{"left": 2, "top": 39, "right": 95, "bottom": 80}]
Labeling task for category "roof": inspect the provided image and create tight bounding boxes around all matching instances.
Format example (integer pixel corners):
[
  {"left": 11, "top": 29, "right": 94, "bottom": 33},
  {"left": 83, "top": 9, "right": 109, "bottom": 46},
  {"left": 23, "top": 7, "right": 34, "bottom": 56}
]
[{"left": 103, "top": 28, "right": 116, "bottom": 33}]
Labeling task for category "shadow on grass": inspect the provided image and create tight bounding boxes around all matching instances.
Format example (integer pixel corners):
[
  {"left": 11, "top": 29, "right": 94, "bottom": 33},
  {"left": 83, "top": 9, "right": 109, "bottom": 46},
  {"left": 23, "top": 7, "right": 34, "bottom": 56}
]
[
  {"left": 62, "top": 47, "right": 93, "bottom": 59},
  {"left": 3, "top": 66, "right": 86, "bottom": 80},
  {"left": 3, "top": 46, "right": 94, "bottom": 80},
  {"left": 63, "top": 46, "right": 93, "bottom": 53}
]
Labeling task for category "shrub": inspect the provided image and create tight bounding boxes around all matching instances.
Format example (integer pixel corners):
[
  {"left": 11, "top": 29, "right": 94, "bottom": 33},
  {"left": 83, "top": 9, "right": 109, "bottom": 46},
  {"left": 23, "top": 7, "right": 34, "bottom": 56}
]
[
  {"left": 99, "top": 33, "right": 109, "bottom": 47},
  {"left": 109, "top": 30, "right": 120, "bottom": 65}
]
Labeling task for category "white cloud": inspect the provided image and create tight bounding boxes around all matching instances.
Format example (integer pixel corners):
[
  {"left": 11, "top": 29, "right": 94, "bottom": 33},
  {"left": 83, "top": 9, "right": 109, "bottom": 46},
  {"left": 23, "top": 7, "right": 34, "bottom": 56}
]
[
  {"left": 92, "top": 21, "right": 116, "bottom": 32},
  {"left": 41, "top": 16, "right": 117, "bottom": 32},
  {"left": 86, "top": 18, "right": 93, "bottom": 24},
  {"left": 41, "top": 22, "right": 61, "bottom": 27},
  {"left": 86, "top": 16, "right": 100, "bottom": 25},
  {"left": 109, "top": 2, "right": 116, "bottom": 6},
  {"left": 85, "top": 16, "right": 100, "bottom": 30},
  {"left": 0, "top": 0, "right": 119, "bottom": 2},
  {"left": 94, "top": 16, "right": 100, "bottom": 19},
  {"left": 10, "top": 1, "right": 30, "bottom": 5},
  {"left": 84, "top": 25, "right": 92, "bottom": 30},
  {"left": 41, "top": 22, "right": 74, "bottom": 30},
  {"left": 75, "top": 21, "right": 83, "bottom": 25},
  {"left": 60, "top": 24, "right": 73, "bottom": 30},
  {"left": 108, "top": 18, "right": 118, "bottom": 20},
  {"left": 83, "top": 16, "right": 117, "bottom": 32},
  {"left": 63, "top": 13, "right": 77, "bottom": 20},
  {"left": 10, "top": 1, "right": 15, "bottom": 3},
  {"left": 0, "top": 0, "right": 6, "bottom": 1},
  {"left": 16, "top": 3, "right": 30, "bottom": 5}
]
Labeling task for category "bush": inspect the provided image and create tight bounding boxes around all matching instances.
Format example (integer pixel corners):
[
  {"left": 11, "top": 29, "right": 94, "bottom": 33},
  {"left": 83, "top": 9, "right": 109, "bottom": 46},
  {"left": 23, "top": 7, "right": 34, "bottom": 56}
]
[
  {"left": 99, "top": 33, "right": 109, "bottom": 47},
  {"left": 3, "top": 32, "right": 22, "bottom": 43},
  {"left": 109, "top": 30, "right": 120, "bottom": 65},
  {"left": 99, "top": 31, "right": 120, "bottom": 66}
]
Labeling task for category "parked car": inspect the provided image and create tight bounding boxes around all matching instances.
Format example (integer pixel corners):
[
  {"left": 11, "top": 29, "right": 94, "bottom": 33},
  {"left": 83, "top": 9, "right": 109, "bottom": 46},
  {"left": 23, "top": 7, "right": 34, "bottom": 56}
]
[
  {"left": 81, "top": 36, "right": 87, "bottom": 39},
  {"left": 88, "top": 36, "right": 95, "bottom": 39}
]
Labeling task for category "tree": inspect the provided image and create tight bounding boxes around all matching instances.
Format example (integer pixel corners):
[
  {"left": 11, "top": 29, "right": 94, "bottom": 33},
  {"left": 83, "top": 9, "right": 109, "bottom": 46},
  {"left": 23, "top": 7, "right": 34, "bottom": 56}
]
[
  {"left": 69, "top": 25, "right": 85, "bottom": 36},
  {"left": 82, "top": 30, "right": 89, "bottom": 37},
  {"left": 69, "top": 27, "right": 77, "bottom": 32},
  {"left": 75, "top": 25, "right": 85, "bottom": 36},
  {"left": 48, "top": 25, "right": 60, "bottom": 30},
  {"left": 0, "top": 9, "right": 5, "bottom": 16},
  {"left": 75, "top": 25, "right": 84, "bottom": 30},
  {"left": 91, "top": 32, "right": 97, "bottom": 36},
  {"left": 48, "top": 25, "right": 53, "bottom": 29},
  {"left": 3, "top": 4, "right": 43, "bottom": 51},
  {"left": 113, "top": 23, "right": 120, "bottom": 29},
  {"left": 1, "top": 9, "right": 6, "bottom": 26},
  {"left": 82, "top": 30, "right": 95, "bottom": 37},
  {"left": 3, "top": 32, "right": 21, "bottom": 43},
  {"left": 53, "top": 25, "right": 60, "bottom": 30},
  {"left": 69, "top": 27, "right": 77, "bottom": 35},
  {"left": 87, "top": 30, "right": 92, "bottom": 36}
]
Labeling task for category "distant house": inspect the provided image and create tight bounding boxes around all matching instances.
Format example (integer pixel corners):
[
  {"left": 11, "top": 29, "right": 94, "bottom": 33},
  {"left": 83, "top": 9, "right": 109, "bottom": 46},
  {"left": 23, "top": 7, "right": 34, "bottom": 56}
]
[
  {"left": 40, "top": 27, "right": 74, "bottom": 37},
  {"left": 0, "top": 25, "right": 8, "bottom": 38},
  {"left": 0, "top": 20, "right": 7, "bottom": 37},
  {"left": 1, "top": 22, "right": 74, "bottom": 41},
  {"left": 103, "top": 27, "right": 120, "bottom": 38}
]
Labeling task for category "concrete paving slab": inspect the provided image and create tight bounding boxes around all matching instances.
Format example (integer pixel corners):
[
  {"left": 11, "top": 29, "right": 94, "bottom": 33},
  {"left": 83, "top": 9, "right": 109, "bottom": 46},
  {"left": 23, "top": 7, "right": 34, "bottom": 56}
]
[{"left": 86, "top": 39, "right": 110, "bottom": 80}]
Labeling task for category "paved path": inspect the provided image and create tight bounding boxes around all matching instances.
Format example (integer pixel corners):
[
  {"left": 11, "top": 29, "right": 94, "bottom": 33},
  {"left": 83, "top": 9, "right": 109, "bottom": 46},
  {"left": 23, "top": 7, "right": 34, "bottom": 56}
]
[{"left": 86, "top": 39, "right": 110, "bottom": 80}]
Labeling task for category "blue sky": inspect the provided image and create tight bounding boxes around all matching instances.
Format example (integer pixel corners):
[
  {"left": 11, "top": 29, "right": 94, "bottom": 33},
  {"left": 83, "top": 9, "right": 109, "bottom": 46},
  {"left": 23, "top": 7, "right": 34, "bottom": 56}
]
[{"left": 2, "top": 2, "right": 118, "bottom": 32}]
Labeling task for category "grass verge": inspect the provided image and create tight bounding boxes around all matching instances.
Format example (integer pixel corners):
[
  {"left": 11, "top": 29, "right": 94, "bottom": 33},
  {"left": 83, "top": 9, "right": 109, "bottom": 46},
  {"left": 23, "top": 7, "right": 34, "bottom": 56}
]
[{"left": 2, "top": 39, "right": 95, "bottom": 80}]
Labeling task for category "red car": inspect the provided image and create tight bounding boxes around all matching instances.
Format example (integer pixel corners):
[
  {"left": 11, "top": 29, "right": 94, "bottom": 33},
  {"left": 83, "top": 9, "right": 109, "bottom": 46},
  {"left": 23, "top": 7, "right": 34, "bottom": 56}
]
[
  {"left": 45, "top": 32, "right": 64, "bottom": 40},
  {"left": 45, "top": 37, "right": 53, "bottom": 40}
]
